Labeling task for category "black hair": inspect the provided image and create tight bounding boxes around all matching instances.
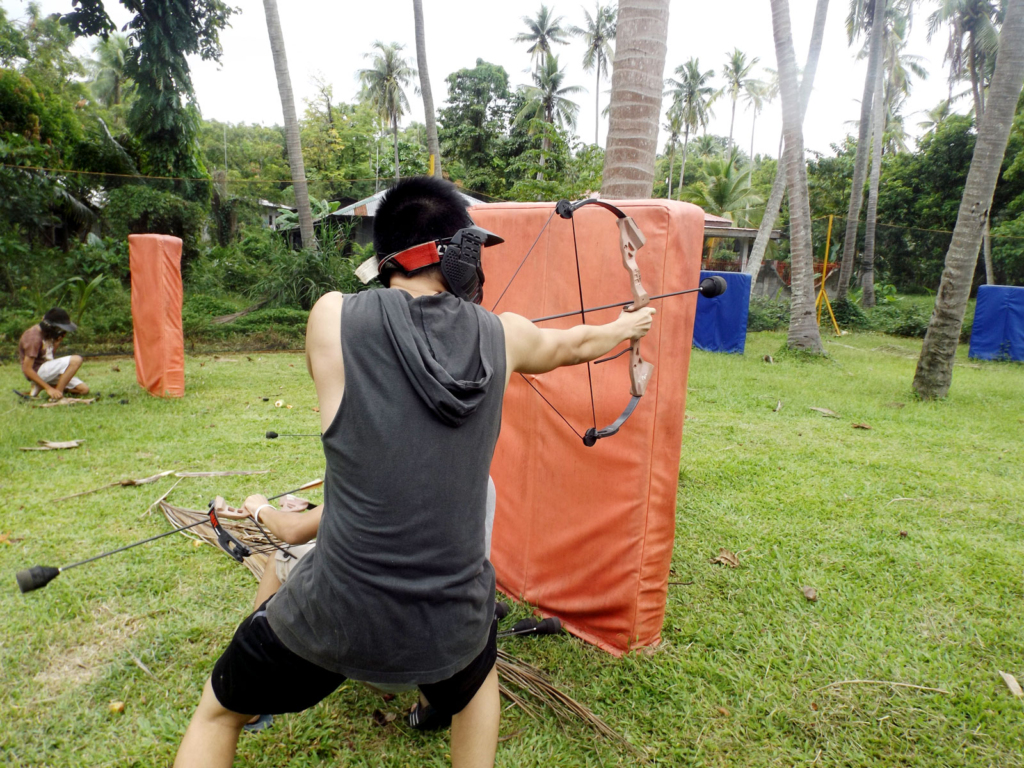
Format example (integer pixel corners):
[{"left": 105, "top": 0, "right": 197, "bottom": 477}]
[{"left": 373, "top": 176, "right": 473, "bottom": 286}]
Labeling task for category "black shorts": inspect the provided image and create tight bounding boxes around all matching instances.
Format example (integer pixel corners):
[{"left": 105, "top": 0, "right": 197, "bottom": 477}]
[{"left": 210, "top": 600, "right": 497, "bottom": 717}]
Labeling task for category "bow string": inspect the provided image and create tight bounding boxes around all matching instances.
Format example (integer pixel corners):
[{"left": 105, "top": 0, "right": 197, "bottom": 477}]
[{"left": 490, "top": 198, "right": 652, "bottom": 447}]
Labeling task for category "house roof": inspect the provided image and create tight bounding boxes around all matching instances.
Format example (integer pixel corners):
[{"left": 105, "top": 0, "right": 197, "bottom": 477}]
[
  {"left": 703, "top": 211, "right": 781, "bottom": 240},
  {"left": 332, "top": 188, "right": 484, "bottom": 218},
  {"left": 258, "top": 199, "right": 295, "bottom": 211}
]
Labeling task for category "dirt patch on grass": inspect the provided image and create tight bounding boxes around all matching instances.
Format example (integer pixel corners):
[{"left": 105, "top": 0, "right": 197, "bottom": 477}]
[{"left": 33, "top": 604, "right": 144, "bottom": 691}]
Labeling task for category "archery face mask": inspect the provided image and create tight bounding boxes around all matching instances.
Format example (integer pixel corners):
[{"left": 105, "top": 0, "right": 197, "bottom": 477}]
[{"left": 356, "top": 226, "right": 504, "bottom": 305}]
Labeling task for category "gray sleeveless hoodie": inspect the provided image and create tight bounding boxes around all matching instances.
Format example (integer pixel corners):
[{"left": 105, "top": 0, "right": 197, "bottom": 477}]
[{"left": 266, "top": 289, "right": 506, "bottom": 685}]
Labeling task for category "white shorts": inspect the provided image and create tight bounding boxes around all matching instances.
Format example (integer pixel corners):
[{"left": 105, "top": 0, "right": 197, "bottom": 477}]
[{"left": 36, "top": 357, "right": 84, "bottom": 389}]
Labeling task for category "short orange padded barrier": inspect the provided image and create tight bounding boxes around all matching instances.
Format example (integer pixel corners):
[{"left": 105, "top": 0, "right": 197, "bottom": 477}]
[
  {"left": 129, "top": 234, "right": 185, "bottom": 398},
  {"left": 472, "top": 200, "right": 704, "bottom": 655}
]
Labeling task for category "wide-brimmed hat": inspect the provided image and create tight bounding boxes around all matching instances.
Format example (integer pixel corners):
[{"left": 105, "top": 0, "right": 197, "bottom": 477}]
[{"left": 42, "top": 308, "right": 77, "bottom": 333}]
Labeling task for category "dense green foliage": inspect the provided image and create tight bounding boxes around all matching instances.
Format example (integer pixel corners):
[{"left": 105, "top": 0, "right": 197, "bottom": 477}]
[{"left": 62, "top": 0, "right": 233, "bottom": 201}]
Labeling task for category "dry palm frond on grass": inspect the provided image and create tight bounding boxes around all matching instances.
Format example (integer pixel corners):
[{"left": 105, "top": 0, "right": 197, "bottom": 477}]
[
  {"left": 160, "top": 501, "right": 638, "bottom": 754},
  {"left": 497, "top": 649, "right": 642, "bottom": 755}
]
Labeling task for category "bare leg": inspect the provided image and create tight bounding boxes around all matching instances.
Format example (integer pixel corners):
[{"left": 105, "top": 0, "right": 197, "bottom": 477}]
[
  {"left": 53, "top": 356, "right": 84, "bottom": 397},
  {"left": 175, "top": 678, "right": 253, "bottom": 768},
  {"left": 450, "top": 664, "right": 499, "bottom": 768},
  {"left": 67, "top": 382, "right": 90, "bottom": 395},
  {"left": 253, "top": 563, "right": 281, "bottom": 611}
]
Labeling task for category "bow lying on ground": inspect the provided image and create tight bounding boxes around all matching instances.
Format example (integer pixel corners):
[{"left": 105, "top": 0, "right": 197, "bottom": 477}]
[
  {"left": 490, "top": 199, "right": 726, "bottom": 447},
  {"left": 17, "top": 480, "right": 325, "bottom": 593}
]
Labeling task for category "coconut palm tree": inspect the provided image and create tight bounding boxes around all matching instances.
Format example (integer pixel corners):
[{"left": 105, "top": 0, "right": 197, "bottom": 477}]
[
  {"left": 516, "top": 54, "right": 584, "bottom": 177},
  {"left": 569, "top": 2, "right": 617, "bottom": 145},
  {"left": 918, "top": 97, "right": 953, "bottom": 131},
  {"left": 720, "top": 49, "right": 760, "bottom": 150},
  {"left": 928, "top": 0, "right": 1000, "bottom": 283},
  {"left": 914, "top": 0, "right": 1024, "bottom": 398},
  {"left": 514, "top": 5, "right": 570, "bottom": 71},
  {"left": 745, "top": 0, "right": 829, "bottom": 284},
  {"left": 743, "top": 79, "right": 774, "bottom": 161},
  {"left": 692, "top": 134, "right": 720, "bottom": 161},
  {"left": 262, "top": 0, "right": 315, "bottom": 250},
  {"left": 835, "top": 0, "right": 888, "bottom": 299},
  {"left": 89, "top": 32, "right": 131, "bottom": 107},
  {"left": 680, "top": 148, "right": 763, "bottom": 226},
  {"left": 665, "top": 58, "right": 716, "bottom": 194},
  {"left": 861, "top": 5, "right": 926, "bottom": 305},
  {"left": 601, "top": 0, "right": 671, "bottom": 198},
  {"left": 770, "top": 0, "right": 824, "bottom": 353},
  {"left": 359, "top": 41, "right": 415, "bottom": 182},
  {"left": 663, "top": 104, "right": 683, "bottom": 198},
  {"left": 928, "top": 0, "right": 999, "bottom": 121},
  {"left": 412, "top": 0, "right": 441, "bottom": 177}
]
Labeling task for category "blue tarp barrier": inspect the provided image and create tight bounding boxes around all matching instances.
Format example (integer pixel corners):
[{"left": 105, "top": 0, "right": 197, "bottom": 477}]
[
  {"left": 693, "top": 270, "right": 751, "bottom": 354},
  {"left": 969, "top": 285, "right": 1024, "bottom": 361}
]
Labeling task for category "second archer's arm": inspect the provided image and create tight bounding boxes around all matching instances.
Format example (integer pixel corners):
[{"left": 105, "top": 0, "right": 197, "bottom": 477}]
[{"left": 243, "top": 495, "right": 323, "bottom": 545}]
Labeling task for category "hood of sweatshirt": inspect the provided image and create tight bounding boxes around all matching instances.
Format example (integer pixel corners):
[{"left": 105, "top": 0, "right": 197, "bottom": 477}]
[{"left": 377, "top": 289, "right": 499, "bottom": 427}]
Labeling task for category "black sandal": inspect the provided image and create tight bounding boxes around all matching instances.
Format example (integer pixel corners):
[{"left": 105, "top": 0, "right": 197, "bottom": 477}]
[{"left": 406, "top": 701, "right": 451, "bottom": 731}]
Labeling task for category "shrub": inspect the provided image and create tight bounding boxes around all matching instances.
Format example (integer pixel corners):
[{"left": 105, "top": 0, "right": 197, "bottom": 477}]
[
  {"left": 747, "top": 296, "right": 790, "bottom": 331},
  {"left": 868, "top": 302, "right": 931, "bottom": 338},
  {"left": 231, "top": 308, "right": 309, "bottom": 332},
  {"left": 830, "top": 297, "right": 872, "bottom": 329},
  {"left": 103, "top": 186, "right": 205, "bottom": 268},
  {"left": 187, "top": 244, "right": 263, "bottom": 296},
  {"left": 183, "top": 294, "right": 239, "bottom": 318}
]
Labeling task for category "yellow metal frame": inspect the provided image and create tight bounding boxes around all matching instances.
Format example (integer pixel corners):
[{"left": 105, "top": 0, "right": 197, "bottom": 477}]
[{"left": 815, "top": 214, "right": 842, "bottom": 336}]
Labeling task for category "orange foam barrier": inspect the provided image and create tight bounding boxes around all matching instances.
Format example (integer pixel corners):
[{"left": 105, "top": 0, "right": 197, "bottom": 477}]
[
  {"left": 471, "top": 200, "right": 704, "bottom": 655},
  {"left": 129, "top": 234, "right": 185, "bottom": 398}
]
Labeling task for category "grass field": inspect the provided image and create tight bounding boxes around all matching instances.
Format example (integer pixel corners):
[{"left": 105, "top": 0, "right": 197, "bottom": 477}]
[{"left": 1, "top": 333, "right": 1022, "bottom": 767}]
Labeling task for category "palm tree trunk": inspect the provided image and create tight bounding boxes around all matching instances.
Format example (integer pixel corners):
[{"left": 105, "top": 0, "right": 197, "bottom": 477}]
[
  {"left": 983, "top": 219, "right": 995, "bottom": 283},
  {"left": 601, "top": 0, "right": 671, "bottom": 198},
  {"left": 595, "top": 59, "right": 601, "bottom": 145},
  {"left": 750, "top": 109, "right": 757, "bottom": 161},
  {"left": 667, "top": 145, "right": 675, "bottom": 198},
  {"left": 913, "top": 0, "right": 1024, "bottom": 399},
  {"left": 538, "top": 134, "right": 550, "bottom": 181},
  {"left": 412, "top": 0, "right": 442, "bottom": 177},
  {"left": 392, "top": 112, "right": 401, "bottom": 182},
  {"left": 835, "top": 0, "right": 886, "bottom": 298},
  {"left": 678, "top": 125, "right": 690, "bottom": 198},
  {"left": 771, "top": 0, "right": 822, "bottom": 353},
  {"left": 744, "top": 0, "right": 829, "bottom": 283},
  {"left": 262, "top": 0, "right": 316, "bottom": 250},
  {"left": 969, "top": 32, "right": 984, "bottom": 123},
  {"left": 728, "top": 96, "right": 737, "bottom": 149},
  {"left": 861, "top": 58, "right": 886, "bottom": 308}
]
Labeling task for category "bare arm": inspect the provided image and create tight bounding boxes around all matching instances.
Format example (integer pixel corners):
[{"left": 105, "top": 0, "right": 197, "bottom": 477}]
[
  {"left": 241, "top": 495, "right": 323, "bottom": 545},
  {"left": 306, "top": 291, "right": 345, "bottom": 433},
  {"left": 499, "top": 307, "right": 656, "bottom": 380},
  {"left": 21, "top": 356, "right": 61, "bottom": 399}
]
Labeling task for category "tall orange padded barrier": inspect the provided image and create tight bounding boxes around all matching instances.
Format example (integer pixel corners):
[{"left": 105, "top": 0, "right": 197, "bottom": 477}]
[
  {"left": 129, "top": 234, "right": 185, "bottom": 398},
  {"left": 471, "top": 201, "right": 704, "bottom": 655}
]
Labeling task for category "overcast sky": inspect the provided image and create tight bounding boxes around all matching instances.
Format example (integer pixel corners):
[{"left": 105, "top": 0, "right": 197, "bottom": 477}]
[{"left": 8, "top": 0, "right": 960, "bottom": 162}]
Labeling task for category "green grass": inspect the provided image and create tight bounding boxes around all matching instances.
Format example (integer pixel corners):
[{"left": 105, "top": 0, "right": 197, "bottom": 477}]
[{"left": 1, "top": 335, "right": 1022, "bottom": 767}]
